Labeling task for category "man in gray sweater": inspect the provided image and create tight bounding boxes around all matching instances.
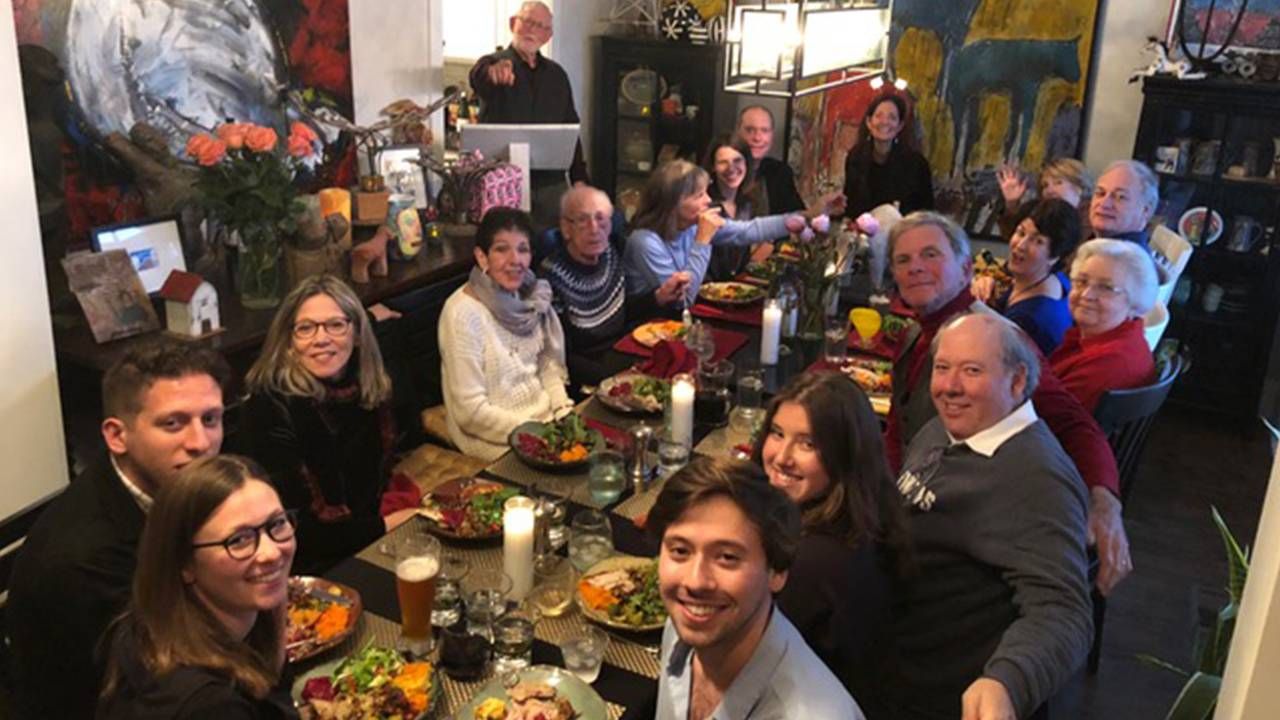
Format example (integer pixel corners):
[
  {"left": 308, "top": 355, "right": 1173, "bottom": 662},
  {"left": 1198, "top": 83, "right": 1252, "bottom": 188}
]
[{"left": 874, "top": 312, "right": 1092, "bottom": 720}]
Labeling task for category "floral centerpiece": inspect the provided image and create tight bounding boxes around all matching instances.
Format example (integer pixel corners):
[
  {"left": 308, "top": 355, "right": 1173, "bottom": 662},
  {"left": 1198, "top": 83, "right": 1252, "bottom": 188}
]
[
  {"left": 782, "top": 213, "right": 874, "bottom": 339},
  {"left": 185, "top": 121, "right": 319, "bottom": 308}
]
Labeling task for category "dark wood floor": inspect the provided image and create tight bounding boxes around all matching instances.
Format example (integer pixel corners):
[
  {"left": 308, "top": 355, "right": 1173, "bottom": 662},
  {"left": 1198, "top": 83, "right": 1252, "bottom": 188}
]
[{"left": 1052, "top": 404, "right": 1274, "bottom": 718}]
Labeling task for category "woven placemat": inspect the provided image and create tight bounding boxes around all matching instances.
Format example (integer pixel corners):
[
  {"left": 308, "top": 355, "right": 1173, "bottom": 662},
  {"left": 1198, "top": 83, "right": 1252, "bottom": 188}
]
[
  {"left": 611, "top": 478, "right": 667, "bottom": 523},
  {"left": 579, "top": 396, "right": 660, "bottom": 430},
  {"left": 484, "top": 452, "right": 602, "bottom": 507}
]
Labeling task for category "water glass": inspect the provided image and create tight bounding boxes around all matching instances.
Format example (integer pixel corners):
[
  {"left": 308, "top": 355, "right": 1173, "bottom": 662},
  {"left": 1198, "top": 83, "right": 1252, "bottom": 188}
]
[
  {"left": 729, "top": 368, "right": 765, "bottom": 438},
  {"left": 529, "top": 554, "right": 575, "bottom": 618},
  {"left": 395, "top": 533, "right": 441, "bottom": 656},
  {"left": 492, "top": 601, "right": 540, "bottom": 674},
  {"left": 535, "top": 487, "right": 569, "bottom": 552},
  {"left": 657, "top": 429, "right": 691, "bottom": 478},
  {"left": 431, "top": 555, "right": 470, "bottom": 628},
  {"left": 684, "top": 320, "right": 715, "bottom": 370},
  {"left": 824, "top": 314, "right": 849, "bottom": 365},
  {"left": 560, "top": 626, "right": 609, "bottom": 684},
  {"left": 588, "top": 450, "right": 627, "bottom": 506},
  {"left": 695, "top": 359, "right": 734, "bottom": 427},
  {"left": 463, "top": 568, "right": 513, "bottom": 641},
  {"left": 569, "top": 509, "right": 614, "bottom": 573}
]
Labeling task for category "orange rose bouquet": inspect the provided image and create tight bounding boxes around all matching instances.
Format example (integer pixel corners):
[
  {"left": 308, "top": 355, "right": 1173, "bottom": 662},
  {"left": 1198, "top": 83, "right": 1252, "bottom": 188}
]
[{"left": 185, "top": 121, "right": 320, "bottom": 307}]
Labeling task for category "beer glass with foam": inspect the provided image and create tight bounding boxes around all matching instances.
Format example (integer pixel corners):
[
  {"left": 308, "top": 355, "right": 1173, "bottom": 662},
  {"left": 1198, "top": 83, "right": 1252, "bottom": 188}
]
[{"left": 396, "top": 532, "right": 442, "bottom": 656}]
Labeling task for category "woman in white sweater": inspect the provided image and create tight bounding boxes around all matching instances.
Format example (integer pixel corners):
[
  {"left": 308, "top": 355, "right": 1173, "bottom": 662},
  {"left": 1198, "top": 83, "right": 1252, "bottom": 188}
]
[{"left": 439, "top": 208, "right": 573, "bottom": 460}]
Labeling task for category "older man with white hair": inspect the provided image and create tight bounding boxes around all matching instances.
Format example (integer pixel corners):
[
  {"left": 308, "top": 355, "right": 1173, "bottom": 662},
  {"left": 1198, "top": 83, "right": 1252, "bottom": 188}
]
[
  {"left": 1089, "top": 159, "right": 1159, "bottom": 248},
  {"left": 884, "top": 211, "right": 1132, "bottom": 598},
  {"left": 871, "top": 312, "right": 1092, "bottom": 720}
]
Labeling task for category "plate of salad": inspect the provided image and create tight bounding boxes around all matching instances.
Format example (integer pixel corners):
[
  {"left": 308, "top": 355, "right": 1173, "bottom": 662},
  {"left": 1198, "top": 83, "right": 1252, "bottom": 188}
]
[
  {"left": 420, "top": 478, "right": 519, "bottom": 541},
  {"left": 596, "top": 371, "right": 670, "bottom": 415},
  {"left": 508, "top": 414, "right": 604, "bottom": 473},
  {"left": 576, "top": 555, "right": 666, "bottom": 632},
  {"left": 295, "top": 644, "right": 441, "bottom": 720}
]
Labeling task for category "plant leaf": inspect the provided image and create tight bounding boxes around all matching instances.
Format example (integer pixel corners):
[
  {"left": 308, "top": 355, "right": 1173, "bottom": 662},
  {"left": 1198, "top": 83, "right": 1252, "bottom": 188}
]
[
  {"left": 1164, "top": 672, "right": 1220, "bottom": 720},
  {"left": 1211, "top": 506, "right": 1250, "bottom": 602},
  {"left": 1137, "top": 653, "right": 1191, "bottom": 678}
]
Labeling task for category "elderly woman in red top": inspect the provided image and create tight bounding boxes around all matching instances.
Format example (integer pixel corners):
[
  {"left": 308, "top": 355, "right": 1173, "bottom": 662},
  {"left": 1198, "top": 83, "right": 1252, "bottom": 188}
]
[{"left": 1050, "top": 238, "right": 1159, "bottom": 412}]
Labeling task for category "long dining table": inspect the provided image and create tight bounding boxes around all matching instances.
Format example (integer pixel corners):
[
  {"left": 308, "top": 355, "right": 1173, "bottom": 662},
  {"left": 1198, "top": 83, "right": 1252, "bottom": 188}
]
[{"left": 295, "top": 302, "right": 895, "bottom": 719}]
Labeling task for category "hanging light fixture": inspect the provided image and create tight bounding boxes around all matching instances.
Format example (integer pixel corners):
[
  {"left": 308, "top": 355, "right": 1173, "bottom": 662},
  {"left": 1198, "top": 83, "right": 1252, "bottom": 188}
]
[{"left": 724, "top": 0, "right": 892, "bottom": 98}]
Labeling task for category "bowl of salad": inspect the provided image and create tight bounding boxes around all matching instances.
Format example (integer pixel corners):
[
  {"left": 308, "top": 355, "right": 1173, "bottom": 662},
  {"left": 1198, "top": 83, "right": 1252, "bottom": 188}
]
[
  {"left": 508, "top": 414, "right": 604, "bottom": 473},
  {"left": 420, "top": 478, "right": 519, "bottom": 541},
  {"left": 576, "top": 555, "right": 666, "bottom": 632},
  {"left": 295, "top": 644, "right": 441, "bottom": 720},
  {"left": 596, "top": 371, "right": 669, "bottom": 415}
]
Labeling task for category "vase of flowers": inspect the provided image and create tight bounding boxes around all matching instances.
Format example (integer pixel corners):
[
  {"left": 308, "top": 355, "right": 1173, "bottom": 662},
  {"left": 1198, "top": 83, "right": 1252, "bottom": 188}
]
[
  {"left": 787, "top": 214, "right": 864, "bottom": 341},
  {"left": 186, "top": 121, "right": 319, "bottom": 308}
]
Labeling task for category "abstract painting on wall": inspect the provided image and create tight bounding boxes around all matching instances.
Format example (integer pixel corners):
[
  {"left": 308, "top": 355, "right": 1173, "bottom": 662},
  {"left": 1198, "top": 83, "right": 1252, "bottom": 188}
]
[
  {"left": 1168, "top": 0, "right": 1280, "bottom": 53},
  {"left": 788, "top": 0, "right": 1102, "bottom": 239},
  {"left": 13, "top": 0, "right": 354, "bottom": 253}
]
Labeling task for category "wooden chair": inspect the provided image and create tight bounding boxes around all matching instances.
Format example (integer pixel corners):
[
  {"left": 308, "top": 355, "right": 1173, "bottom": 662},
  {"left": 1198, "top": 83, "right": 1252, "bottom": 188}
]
[{"left": 1087, "top": 352, "right": 1187, "bottom": 672}]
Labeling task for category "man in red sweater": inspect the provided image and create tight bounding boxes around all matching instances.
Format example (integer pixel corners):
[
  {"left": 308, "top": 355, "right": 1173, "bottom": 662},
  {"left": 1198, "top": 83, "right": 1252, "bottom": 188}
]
[{"left": 885, "top": 211, "right": 1131, "bottom": 596}]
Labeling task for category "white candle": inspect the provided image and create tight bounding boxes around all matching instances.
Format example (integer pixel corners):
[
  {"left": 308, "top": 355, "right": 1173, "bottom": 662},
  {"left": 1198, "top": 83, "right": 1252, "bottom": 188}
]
[
  {"left": 761, "top": 299, "right": 782, "bottom": 365},
  {"left": 503, "top": 496, "right": 536, "bottom": 601},
  {"left": 670, "top": 373, "right": 695, "bottom": 448}
]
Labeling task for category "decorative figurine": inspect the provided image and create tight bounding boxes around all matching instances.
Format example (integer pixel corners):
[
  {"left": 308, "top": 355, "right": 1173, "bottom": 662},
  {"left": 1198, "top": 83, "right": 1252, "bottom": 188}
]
[
  {"left": 386, "top": 194, "right": 423, "bottom": 260},
  {"left": 350, "top": 226, "right": 390, "bottom": 283},
  {"left": 158, "top": 269, "right": 220, "bottom": 337}
]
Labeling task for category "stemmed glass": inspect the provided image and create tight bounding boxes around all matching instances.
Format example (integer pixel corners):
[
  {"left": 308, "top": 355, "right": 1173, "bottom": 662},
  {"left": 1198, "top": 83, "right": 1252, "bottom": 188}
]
[{"left": 684, "top": 320, "right": 715, "bottom": 373}]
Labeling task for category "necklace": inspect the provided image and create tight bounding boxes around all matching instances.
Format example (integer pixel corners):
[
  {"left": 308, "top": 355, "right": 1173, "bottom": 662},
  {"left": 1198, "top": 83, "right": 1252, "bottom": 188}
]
[{"left": 1009, "top": 271, "right": 1054, "bottom": 305}]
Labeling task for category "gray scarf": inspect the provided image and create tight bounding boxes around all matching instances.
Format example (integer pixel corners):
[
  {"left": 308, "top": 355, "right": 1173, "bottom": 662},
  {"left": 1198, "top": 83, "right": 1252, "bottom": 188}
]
[{"left": 465, "top": 266, "right": 565, "bottom": 364}]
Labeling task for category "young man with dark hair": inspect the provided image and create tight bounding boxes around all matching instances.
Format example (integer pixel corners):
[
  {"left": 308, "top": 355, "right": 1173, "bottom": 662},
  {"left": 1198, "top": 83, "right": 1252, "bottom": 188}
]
[
  {"left": 7, "top": 341, "right": 229, "bottom": 719},
  {"left": 649, "top": 457, "right": 865, "bottom": 720}
]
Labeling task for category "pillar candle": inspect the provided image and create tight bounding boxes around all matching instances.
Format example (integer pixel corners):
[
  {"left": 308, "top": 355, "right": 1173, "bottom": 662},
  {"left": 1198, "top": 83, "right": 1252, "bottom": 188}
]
[
  {"left": 761, "top": 299, "right": 782, "bottom": 365},
  {"left": 670, "top": 373, "right": 695, "bottom": 448},
  {"left": 503, "top": 496, "right": 536, "bottom": 601}
]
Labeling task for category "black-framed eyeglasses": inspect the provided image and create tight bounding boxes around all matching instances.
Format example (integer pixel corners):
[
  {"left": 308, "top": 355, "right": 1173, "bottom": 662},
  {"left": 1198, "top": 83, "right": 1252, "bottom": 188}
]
[
  {"left": 192, "top": 510, "right": 298, "bottom": 560},
  {"left": 292, "top": 317, "right": 352, "bottom": 340}
]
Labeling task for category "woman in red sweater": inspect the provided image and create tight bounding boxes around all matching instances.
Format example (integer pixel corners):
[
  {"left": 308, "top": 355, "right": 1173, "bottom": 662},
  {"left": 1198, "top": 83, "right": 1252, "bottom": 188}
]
[{"left": 1050, "top": 239, "right": 1159, "bottom": 411}]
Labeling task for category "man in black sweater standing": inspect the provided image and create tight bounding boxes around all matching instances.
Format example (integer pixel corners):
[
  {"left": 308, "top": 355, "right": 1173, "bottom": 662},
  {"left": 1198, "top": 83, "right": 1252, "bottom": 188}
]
[
  {"left": 6, "top": 342, "right": 228, "bottom": 719},
  {"left": 736, "top": 105, "right": 805, "bottom": 215},
  {"left": 873, "top": 312, "right": 1091, "bottom": 720}
]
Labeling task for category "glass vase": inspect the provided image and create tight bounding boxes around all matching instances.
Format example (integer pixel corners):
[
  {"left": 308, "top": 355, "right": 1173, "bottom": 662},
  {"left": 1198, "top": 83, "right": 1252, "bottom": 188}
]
[{"left": 236, "top": 223, "right": 284, "bottom": 309}]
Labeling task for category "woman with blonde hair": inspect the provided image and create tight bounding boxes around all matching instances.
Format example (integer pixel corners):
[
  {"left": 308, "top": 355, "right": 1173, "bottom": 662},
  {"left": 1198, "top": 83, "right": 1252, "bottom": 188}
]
[
  {"left": 98, "top": 455, "right": 299, "bottom": 719},
  {"left": 242, "top": 275, "right": 417, "bottom": 572},
  {"left": 997, "top": 157, "right": 1094, "bottom": 240}
]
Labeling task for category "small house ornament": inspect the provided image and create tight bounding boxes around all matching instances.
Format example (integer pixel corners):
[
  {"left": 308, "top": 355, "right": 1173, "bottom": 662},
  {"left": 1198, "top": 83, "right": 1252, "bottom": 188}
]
[{"left": 159, "top": 270, "right": 221, "bottom": 337}]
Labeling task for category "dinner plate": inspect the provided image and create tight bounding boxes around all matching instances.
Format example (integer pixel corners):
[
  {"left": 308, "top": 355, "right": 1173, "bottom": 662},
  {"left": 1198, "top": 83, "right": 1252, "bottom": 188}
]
[
  {"left": 632, "top": 320, "right": 685, "bottom": 348},
  {"left": 454, "top": 665, "right": 608, "bottom": 720},
  {"left": 698, "top": 281, "right": 766, "bottom": 306},
  {"left": 576, "top": 555, "right": 667, "bottom": 633},
  {"left": 1178, "top": 207, "right": 1224, "bottom": 247},
  {"left": 596, "top": 371, "right": 667, "bottom": 415},
  {"left": 419, "top": 477, "right": 516, "bottom": 541},
  {"left": 508, "top": 419, "right": 605, "bottom": 473},
  {"left": 291, "top": 651, "right": 442, "bottom": 720},
  {"left": 285, "top": 577, "right": 362, "bottom": 663}
]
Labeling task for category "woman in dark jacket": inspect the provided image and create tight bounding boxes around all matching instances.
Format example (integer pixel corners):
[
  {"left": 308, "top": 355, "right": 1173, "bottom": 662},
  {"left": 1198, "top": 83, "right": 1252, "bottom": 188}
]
[
  {"left": 242, "top": 275, "right": 418, "bottom": 573},
  {"left": 752, "top": 371, "right": 910, "bottom": 702},
  {"left": 842, "top": 91, "right": 934, "bottom": 218},
  {"left": 98, "top": 455, "right": 298, "bottom": 720}
]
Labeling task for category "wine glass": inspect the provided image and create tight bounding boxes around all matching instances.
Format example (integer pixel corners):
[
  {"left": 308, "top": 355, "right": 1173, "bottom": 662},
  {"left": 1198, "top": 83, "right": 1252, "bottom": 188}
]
[
  {"left": 849, "top": 307, "right": 882, "bottom": 349},
  {"left": 684, "top": 320, "right": 715, "bottom": 372}
]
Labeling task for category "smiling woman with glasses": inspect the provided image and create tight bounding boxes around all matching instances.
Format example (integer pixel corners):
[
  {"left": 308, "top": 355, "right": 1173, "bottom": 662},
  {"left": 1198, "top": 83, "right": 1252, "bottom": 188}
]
[
  {"left": 241, "top": 275, "right": 419, "bottom": 574},
  {"left": 1049, "top": 238, "right": 1160, "bottom": 412},
  {"left": 98, "top": 455, "right": 300, "bottom": 719}
]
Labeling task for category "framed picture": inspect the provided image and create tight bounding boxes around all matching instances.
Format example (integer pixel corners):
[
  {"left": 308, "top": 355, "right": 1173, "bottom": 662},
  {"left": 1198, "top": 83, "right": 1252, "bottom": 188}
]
[
  {"left": 376, "top": 144, "right": 430, "bottom": 209},
  {"left": 1167, "top": 0, "right": 1280, "bottom": 56},
  {"left": 90, "top": 214, "right": 187, "bottom": 294},
  {"left": 61, "top": 250, "right": 160, "bottom": 343}
]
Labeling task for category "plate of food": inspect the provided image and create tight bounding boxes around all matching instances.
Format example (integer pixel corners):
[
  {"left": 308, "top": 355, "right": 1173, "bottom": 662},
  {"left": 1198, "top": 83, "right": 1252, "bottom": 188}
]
[
  {"left": 420, "top": 478, "right": 520, "bottom": 541},
  {"left": 295, "top": 644, "right": 441, "bottom": 719},
  {"left": 459, "top": 665, "right": 608, "bottom": 720},
  {"left": 597, "top": 371, "right": 670, "bottom": 415},
  {"left": 576, "top": 555, "right": 666, "bottom": 632},
  {"left": 509, "top": 414, "right": 604, "bottom": 472},
  {"left": 632, "top": 319, "right": 686, "bottom": 348},
  {"left": 1179, "top": 206, "right": 1224, "bottom": 247},
  {"left": 699, "top": 281, "right": 766, "bottom": 306},
  {"left": 840, "top": 357, "right": 892, "bottom": 397},
  {"left": 286, "top": 577, "right": 362, "bottom": 663}
]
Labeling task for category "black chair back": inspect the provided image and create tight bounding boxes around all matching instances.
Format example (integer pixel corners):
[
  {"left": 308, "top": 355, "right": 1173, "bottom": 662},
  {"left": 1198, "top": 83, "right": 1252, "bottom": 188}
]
[{"left": 1093, "top": 352, "right": 1186, "bottom": 507}]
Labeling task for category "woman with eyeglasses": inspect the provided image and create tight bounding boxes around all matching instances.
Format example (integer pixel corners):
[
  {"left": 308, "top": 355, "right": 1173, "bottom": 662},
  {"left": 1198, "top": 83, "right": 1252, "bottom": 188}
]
[
  {"left": 440, "top": 207, "right": 573, "bottom": 461},
  {"left": 1049, "top": 239, "right": 1159, "bottom": 412},
  {"left": 98, "top": 455, "right": 299, "bottom": 719},
  {"left": 751, "top": 372, "right": 910, "bottom": 700},
  {"left": 242, "top": 275, "right": 418, "bottom": 573}
]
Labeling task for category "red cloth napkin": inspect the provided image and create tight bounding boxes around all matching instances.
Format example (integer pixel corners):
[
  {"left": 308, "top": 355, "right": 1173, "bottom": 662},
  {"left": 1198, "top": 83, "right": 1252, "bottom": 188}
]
[
  {"left": 846, "top": 329, "right": 902, "bottom": 360},
  {"left": 691, "top": 302, "right": 763, "bottom": 327},
  {"left": 635, "top": 340, "right": 697, "bottom": 377},
  {"left": 585, "top": 418, "right": 630, "bottom": 453},
  {"left": 380, "top": 472, "right": 423, "bottom": 516},
  {"left": 616, "top": 328, "right": 751, "bottom": 364}
]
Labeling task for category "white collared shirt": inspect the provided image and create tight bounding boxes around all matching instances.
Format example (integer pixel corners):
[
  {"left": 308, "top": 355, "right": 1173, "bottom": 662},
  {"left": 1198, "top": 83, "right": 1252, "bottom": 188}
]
[
  {"left": 109, "top": 455, "right": 153, "bottom": 513},
  {"left": 947, "top": 399, "right": 1038, "bottom": 457}
]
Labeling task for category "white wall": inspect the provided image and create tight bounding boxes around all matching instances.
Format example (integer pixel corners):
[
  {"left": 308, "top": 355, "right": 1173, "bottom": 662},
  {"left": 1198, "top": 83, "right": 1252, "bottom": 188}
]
[
  {"left": 1081, "top": 0, "right": 1171, "bottom": 173},
  {"left": 0, "top": 6, "right": 68, "bottom": 518},
  {"left": 551, "top": 0, "right": 599, "bottom": 166}
]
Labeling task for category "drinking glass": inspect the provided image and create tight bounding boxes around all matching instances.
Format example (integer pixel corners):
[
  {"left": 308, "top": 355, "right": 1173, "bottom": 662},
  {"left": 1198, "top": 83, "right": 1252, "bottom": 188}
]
[
  {"left": 431, "top": 555, "right": 470, "bottom": 628},
  {"left": 535, "top": 485, "right": 569, "bottom": 552},
  {"left": 560, "top": 626, "right": 609, "bottom": 684},
  {"left": 684, "top": 320, "right": 715, "bottom": 371},
  {"left": 588, "top": 450, "right": 627, "bottom": 506},
  {"left": 657, "top": 428, "right": 691, "bottom": 478},
  {"left": 492, "top": 601, "right": 541, "bottom": 674},
  {"left": 695, "top": 359, "right": 734, "bottom": 427},
  {"left": 823, "top": 313, "right": 849, "bottom": 365},
  {"left": 729, "top": 368, "right": 765, "bottom": 438},
  {"left": 463, "top": 568, "right": 513, "bottom": 641},
  {"left": 849, "top": 307, "right": 882, "bottom": 349},
  {"left": 529, "top": 554, "right": 575, "bottom": 617},
  {"left": 569, "top": 509, "right": 614, "bottom": 573},
  {"left": 395, "top": 533, "right": 442, "bottom": 656}
]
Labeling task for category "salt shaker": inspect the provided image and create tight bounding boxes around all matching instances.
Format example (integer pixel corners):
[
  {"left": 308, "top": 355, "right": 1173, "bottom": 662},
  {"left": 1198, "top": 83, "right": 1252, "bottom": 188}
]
[{"left": 629, "top": 425, "right": 654, "bottom": 492}]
